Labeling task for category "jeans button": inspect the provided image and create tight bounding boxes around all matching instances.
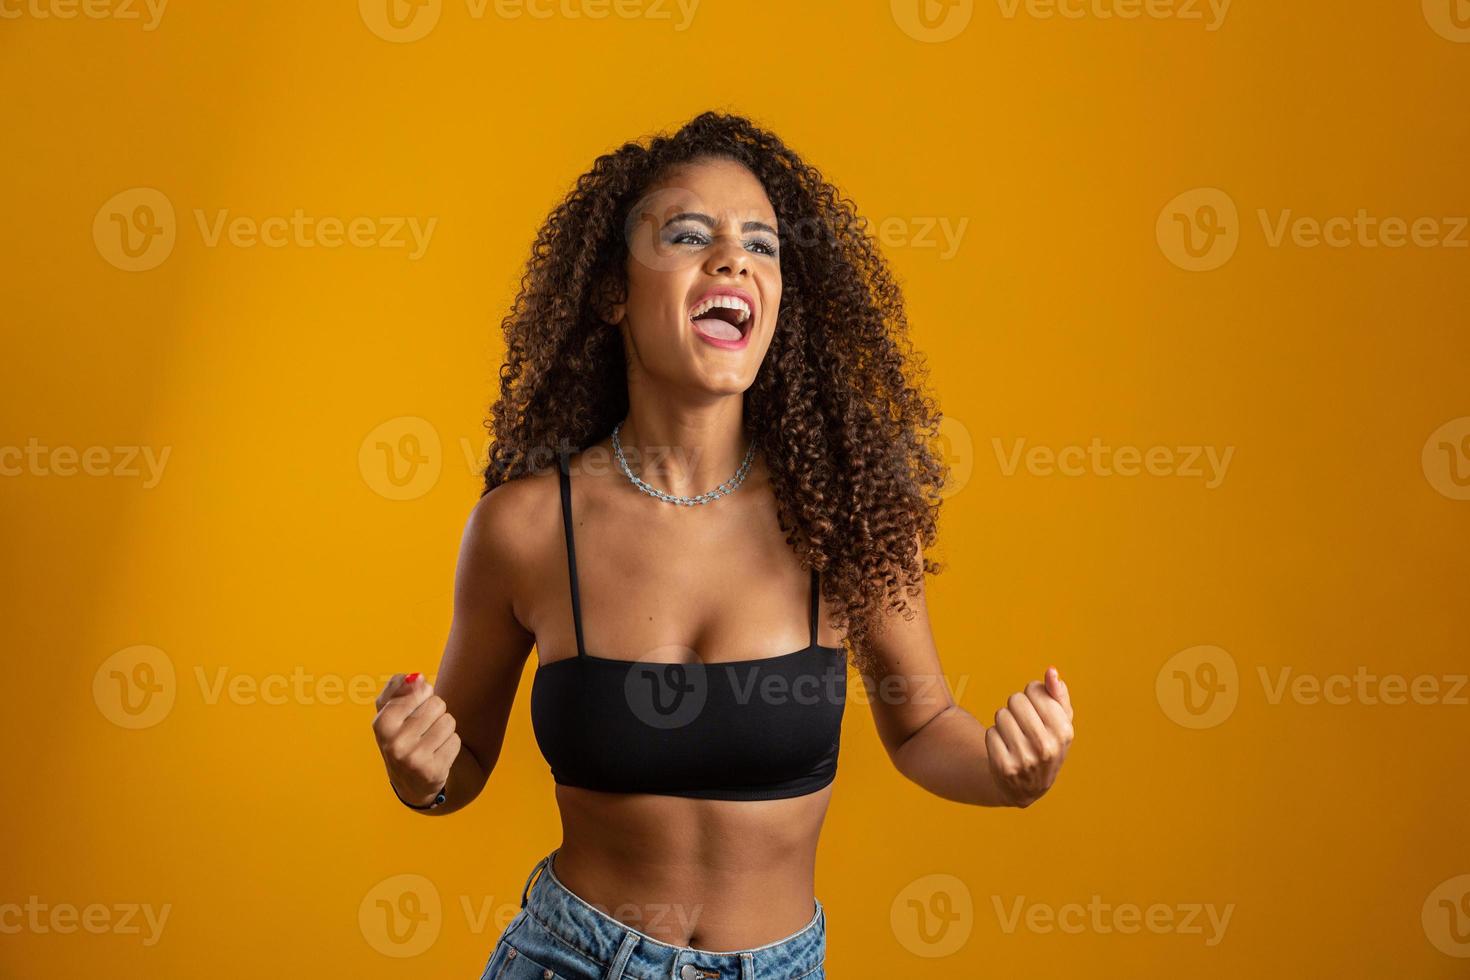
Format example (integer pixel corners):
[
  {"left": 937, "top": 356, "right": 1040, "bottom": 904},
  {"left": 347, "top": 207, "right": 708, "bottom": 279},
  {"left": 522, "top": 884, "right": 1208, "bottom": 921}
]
[{"left": 679, "top": 965, "right": 699, "bottom": 980}]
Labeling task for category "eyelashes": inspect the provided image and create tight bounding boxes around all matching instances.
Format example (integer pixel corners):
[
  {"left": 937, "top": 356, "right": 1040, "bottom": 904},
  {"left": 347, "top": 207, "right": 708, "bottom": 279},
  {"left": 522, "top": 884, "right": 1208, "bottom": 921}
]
[{"left": 668, "top": 230, "right": 779, "bottom": 256}]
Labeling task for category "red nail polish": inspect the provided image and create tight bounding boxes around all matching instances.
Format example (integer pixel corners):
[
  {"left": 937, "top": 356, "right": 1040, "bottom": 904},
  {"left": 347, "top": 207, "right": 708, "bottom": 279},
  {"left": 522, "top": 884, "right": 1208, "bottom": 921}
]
[{"left": 404, "top": 672, "right": 420, "bottom": 684}]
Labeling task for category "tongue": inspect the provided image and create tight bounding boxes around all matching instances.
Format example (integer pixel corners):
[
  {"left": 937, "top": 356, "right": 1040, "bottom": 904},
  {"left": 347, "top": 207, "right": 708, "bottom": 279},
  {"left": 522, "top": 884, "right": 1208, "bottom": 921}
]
[{"left": 693, "top": 315, "right": 742, "bottom": 341}]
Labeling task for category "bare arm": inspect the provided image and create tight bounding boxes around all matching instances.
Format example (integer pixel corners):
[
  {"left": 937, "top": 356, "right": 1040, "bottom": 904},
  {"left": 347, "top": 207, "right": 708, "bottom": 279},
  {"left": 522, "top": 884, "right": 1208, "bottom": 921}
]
[
  {"left": 371, "top": 482, "right": 538, "bottom": 816},
  {"left": 862, "top": 534, "right": 1076, "bottom": 808}
]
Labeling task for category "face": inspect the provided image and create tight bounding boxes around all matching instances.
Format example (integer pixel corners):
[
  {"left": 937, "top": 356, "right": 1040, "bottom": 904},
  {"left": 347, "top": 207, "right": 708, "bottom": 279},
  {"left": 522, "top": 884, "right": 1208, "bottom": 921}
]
[{"left": 607, "top": 157, "right": 782, "bottom": 395}]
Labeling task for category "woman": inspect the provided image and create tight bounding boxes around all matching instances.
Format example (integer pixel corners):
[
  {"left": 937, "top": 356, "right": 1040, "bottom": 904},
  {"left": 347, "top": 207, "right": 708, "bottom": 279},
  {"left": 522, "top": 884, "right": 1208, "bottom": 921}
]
[{"left": 370, "top": 111, "right": 1075, "bottom": 979}]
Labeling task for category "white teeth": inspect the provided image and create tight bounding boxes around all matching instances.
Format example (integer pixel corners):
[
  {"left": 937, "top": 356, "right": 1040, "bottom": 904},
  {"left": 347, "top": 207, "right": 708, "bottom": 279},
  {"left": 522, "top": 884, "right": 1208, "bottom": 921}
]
[{"left": 689, "top": 294, "right": 751, "bottom": 324}]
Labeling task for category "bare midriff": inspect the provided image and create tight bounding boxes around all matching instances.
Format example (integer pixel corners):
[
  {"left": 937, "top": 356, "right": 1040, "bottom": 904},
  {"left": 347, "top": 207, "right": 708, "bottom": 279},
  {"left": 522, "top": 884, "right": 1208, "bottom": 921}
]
[{"left": 549, "top": 782, "right": 833, "bottom": 952}]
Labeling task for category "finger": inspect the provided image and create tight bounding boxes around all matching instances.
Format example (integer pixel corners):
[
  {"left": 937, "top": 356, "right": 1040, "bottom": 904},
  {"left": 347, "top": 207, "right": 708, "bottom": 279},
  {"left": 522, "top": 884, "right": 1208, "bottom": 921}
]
[
  {"left": 994, "top": 707, "right": 1036, "bottom": 765},
  {"left": 431, "top": 731, "right": 462, "bottom": 770},
  {"left": 375, "top": 673, "right": 405, "bottom": 711},
  {"left": 401, "top": 687, "right": 445, "bottom": 738},
  {"left": 373, "top": 678, "right": 433, "bottom": 739},
  {"left": 1045, "top": 667, "right": 1074, "bottom": 719},
  {"left": 375, "top": 671, "right": 422, "bottom": 711},
  {"left": 1008, "top": 689, "right": 1053, "bottom": 750},
  {"left": 421, "top": 709, "right": 457, "bottom": 751},
  {"left": 1030, "top": 691, "right": 1073, "bottom": 740},
  {"left": 1025, "top": 679, "right": 1074, "bottom": 736},
  {"left": 985, "top": 725, "right": 1014, "bottom": 776}
]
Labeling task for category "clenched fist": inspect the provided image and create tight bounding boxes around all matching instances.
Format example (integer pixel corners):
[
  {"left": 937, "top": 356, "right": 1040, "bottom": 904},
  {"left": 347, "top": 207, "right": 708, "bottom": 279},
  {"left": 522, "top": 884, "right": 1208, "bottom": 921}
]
[
  {"left": 372, "top": 672, "right": 461, "bottom": 807},
  {"left": 984, "top": 666, "right": 1075, "bottom": 808}
]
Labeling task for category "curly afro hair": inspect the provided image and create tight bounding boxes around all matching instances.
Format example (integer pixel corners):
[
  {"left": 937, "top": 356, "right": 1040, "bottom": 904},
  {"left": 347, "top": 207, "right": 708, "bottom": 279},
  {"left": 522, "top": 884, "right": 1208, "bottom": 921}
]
[{"left": 480, "top": 109, "right": 948, "bottom": 679}]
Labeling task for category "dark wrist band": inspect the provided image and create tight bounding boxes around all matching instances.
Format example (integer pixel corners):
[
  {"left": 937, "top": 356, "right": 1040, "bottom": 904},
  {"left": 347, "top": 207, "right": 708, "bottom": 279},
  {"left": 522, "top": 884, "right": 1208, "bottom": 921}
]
[{"left": 390, "top": 777, "right": 447, "bottom": 811}]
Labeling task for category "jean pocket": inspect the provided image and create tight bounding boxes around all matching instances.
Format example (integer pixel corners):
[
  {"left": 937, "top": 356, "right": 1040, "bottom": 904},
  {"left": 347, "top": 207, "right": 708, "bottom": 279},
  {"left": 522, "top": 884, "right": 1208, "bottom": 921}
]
[
  {"left": 490, "top": 910, "right": 604, "bottom": 980},
  {"left": 478, "top": 941, "right": 506, "bottom": 980},
  {"left": 484, "top": 942, "right": 579, "bottom": 980},
  {"left": 479, "top": 909, "right": 528, "bottom": 980}
]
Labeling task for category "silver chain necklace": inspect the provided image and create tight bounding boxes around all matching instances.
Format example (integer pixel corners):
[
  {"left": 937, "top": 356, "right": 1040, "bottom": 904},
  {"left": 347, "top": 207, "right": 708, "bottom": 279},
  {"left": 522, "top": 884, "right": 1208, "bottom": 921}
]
[{"left": 611, "top": 421, "right": 756, "bottom": 506}]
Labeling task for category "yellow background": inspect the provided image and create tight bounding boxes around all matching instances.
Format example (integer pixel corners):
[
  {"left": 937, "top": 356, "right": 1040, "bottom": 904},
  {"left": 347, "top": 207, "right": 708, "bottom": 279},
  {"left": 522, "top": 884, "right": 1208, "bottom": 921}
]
[{"left": 3, "top": 0, "right": 1468, "bottom": 976}]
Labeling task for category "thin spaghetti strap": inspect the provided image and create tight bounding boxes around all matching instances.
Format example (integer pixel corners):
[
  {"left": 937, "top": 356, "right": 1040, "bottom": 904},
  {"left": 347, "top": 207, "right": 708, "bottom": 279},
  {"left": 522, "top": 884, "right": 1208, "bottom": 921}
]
[
  {"left": 808, "top": 567, "right": 820, "bottom": 648},
  {"left": 557, "top": 449, "right": 587, "bottom": 659}
]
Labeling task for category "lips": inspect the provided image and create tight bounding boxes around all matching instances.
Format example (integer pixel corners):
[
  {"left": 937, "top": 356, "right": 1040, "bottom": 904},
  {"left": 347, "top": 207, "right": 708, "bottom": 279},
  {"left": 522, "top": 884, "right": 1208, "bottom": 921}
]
[{"left": 687, "top": 286, "right": 754, "bottom": 344}]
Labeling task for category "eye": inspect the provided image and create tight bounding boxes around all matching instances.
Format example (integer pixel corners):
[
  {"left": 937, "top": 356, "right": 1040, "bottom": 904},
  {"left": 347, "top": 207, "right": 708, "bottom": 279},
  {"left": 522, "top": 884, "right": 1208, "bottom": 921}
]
[{"left": 668, "top": 230, "right": 778, "bottom": 257}]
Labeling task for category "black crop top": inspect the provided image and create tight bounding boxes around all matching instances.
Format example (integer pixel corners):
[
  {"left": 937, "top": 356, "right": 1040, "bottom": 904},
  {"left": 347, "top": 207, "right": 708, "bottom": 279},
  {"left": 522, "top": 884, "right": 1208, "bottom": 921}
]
[{"left": 529, "top": 448, "right": 847, "bottom": 801}]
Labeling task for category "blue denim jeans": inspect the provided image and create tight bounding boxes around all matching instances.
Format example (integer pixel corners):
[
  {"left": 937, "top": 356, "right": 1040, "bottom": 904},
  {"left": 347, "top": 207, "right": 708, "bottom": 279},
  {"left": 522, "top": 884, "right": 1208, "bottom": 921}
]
[{"left": 479, "top": 847, "right": 826, "bottom": 980}]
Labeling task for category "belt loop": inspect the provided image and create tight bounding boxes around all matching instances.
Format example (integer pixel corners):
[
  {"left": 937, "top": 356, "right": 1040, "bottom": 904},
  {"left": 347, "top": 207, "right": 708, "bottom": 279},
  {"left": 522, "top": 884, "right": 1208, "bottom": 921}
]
[
  {"left": 604, "top": 930, "right": 639, "bottom": 979},
  {"left": 740, "top": 951, "right": 756, "bottom": 980},
  {"left": 520, "top": 852, "right": 550, "bottom": 910}
]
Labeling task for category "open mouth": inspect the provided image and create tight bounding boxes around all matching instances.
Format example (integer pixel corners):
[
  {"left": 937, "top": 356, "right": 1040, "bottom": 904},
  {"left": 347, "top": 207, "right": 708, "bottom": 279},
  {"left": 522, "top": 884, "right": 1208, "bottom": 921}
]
[{"left": 688, "top": 294, "right": 752, "bottom": 342}]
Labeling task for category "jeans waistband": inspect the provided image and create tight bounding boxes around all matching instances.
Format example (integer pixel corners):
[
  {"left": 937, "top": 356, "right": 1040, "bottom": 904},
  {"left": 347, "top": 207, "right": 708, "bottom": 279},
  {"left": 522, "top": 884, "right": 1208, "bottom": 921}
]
[{"left": 516, "top": 847, "right": 825, "bottom": 980}]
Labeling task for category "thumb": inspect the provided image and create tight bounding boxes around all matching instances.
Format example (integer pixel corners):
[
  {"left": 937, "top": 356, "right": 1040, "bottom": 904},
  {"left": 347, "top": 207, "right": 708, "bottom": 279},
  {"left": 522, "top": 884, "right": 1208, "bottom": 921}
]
[
  {"left": 1045, "top": 665, "right": 1072, "bottom": 717},
  {"left": 378, "top": 671, "right": 430, "bottom": 710}
]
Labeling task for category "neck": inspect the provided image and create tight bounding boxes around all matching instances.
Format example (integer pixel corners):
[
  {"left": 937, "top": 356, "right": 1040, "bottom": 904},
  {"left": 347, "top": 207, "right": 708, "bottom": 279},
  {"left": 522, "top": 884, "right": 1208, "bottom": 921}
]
[{"left": 615, "top": 399, "right": 751, "bottom": 498}]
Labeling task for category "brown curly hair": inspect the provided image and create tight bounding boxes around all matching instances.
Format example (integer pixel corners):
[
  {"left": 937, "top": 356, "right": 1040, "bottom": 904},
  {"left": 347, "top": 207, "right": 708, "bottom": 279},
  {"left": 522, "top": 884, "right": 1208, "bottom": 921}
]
[{"left": 480, "top": 109, "right": 947, "bottom": 679}]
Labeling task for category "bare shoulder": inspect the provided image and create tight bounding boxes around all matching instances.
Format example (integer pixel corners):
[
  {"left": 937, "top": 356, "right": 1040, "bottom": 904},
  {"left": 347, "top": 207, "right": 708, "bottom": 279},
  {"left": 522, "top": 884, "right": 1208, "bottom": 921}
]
[
  {"left": 455, "top": 463, "right": 564, "bottom": 630},
  {"left": 463, "top": 464, "right": 562, "bottom": 567}
]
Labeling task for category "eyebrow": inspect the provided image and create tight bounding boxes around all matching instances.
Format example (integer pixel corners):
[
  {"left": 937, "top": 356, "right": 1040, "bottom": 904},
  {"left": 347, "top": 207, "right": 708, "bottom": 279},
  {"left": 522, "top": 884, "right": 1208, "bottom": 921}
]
[{"left": 662, "top": 211, "right": 779, "bottom": 237}]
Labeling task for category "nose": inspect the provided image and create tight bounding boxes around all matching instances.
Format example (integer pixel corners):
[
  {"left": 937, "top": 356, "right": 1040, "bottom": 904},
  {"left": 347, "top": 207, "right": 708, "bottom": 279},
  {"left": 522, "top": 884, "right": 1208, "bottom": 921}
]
[{"left": 702, "top": 234, "right": 750, "bottom": 277}]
